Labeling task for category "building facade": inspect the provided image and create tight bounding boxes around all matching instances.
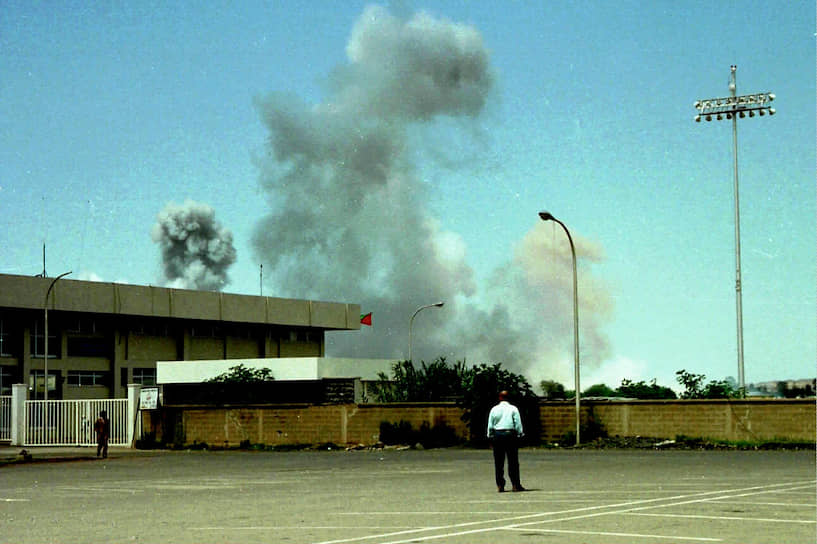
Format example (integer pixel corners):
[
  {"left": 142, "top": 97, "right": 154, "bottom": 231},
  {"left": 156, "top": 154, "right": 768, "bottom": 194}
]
[{"left": 0, "top": 273, "right": 360, "bottom": 400}]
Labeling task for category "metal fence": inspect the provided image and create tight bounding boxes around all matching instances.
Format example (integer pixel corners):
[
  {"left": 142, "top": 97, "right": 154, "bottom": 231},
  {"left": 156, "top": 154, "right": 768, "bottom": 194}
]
[
  {"left": 24, "top": 399, "right": 129, "bottom": 446},
  {"left": 0, "top": 396, "right": 10, "bottom": 441}
]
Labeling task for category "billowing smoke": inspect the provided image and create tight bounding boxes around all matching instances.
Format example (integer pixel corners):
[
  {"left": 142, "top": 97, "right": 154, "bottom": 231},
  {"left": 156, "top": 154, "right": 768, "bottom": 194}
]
[
  {"left": 152, "top": 200, "right": 237, "bottom": 291},
  {"left": 253, "top": 5, "right": 612, "bottom": 383}
]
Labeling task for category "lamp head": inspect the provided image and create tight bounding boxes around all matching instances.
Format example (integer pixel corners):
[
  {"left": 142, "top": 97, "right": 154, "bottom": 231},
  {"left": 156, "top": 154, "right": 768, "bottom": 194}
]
[
  {"left": 539, "top": 211, "right": 555, "bottom": 222},
  {"left": 433, "top": 301, "right": 445, "bottom": 308}
]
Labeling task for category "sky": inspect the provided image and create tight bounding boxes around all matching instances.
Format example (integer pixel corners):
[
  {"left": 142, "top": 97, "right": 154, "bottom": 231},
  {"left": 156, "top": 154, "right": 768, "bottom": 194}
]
[{"left": 2, "top": 1, "right": 814, "bottom": 392}]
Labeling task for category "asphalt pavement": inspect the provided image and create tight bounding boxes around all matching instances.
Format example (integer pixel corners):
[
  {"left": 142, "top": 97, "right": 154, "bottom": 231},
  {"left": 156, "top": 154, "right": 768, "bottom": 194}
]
[
  {"left": 0, "top": 445, "right": 157, "bottom": 464},
  {"left": 1, "top": 447, "right": 814, "bottom": 544}
]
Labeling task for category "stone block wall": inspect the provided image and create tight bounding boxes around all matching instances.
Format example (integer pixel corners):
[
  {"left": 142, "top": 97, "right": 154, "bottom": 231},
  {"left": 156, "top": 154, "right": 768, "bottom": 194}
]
[{"left": 142, "top": 399, "right": 815, "bottom": 448}]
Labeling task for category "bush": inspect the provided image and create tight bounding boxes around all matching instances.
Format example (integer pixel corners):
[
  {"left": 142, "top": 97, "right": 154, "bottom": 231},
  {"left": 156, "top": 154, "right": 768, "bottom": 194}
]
[
  {"left": 460, "top": 363, "right": 541, "bottom": 447},
  {"left": 617, "top": 379, "right": 677, "bottom": 399},
  {"left": 373, "top": 358, "right": 541, "bottom": 447},
  {"left": 206, "top": 364, "right": 274, "bottom": 384},
  {"left": 371, "top": 358, "right": 468, "bottom": 402},
  {"left": 379, "top": 420, "right": 461, "bottom": 448},
  {"left": 676, "top": 370, "right": 739, "bottom": 399}
]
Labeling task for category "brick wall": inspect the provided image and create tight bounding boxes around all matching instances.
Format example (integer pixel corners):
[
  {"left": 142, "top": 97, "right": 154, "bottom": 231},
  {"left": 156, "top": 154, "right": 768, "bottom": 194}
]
[{"left": 144, "top": 399, "right": 815, "bottom": 447}]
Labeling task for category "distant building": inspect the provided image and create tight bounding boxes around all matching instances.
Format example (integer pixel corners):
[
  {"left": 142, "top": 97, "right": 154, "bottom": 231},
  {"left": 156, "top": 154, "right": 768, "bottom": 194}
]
[
  {"left": 750, "top": 379, "right": 816, "bottom": 398},
  {"left": 0, "top": 273, "right": 365, "bottom": 400}
]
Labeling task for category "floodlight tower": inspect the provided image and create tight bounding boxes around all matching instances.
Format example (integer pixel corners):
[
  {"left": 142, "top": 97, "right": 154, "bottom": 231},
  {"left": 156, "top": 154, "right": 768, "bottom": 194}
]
[{"left": 694, "top": 65, "right": 775, "bottom": 393}]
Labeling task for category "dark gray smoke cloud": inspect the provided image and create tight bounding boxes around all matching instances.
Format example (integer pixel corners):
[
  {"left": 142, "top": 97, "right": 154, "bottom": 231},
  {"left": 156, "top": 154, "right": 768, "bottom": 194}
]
[
  {"left": 253, "top": 5, "right": 612, "bottom": 382},
  {"left": 152, "top": 200, "right": 237, "bottom": 291}
]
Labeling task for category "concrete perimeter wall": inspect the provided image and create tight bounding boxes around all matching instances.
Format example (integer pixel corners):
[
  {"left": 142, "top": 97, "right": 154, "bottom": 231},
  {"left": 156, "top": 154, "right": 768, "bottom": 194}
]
[
  {"left": 144, "top": 399, "right": 815, "bottom": 447},
  {"left": 541, "top": 399, "right": 815, "bottom": 443}
]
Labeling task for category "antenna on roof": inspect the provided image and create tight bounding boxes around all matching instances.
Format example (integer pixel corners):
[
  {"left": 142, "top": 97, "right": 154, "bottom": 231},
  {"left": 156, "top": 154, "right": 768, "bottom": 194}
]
[
  {"left": 260, "top": 264, "right": 263, "bottom": 296},
  {"left": 42, "top": 243, "right": 46, "bottom": 277}
]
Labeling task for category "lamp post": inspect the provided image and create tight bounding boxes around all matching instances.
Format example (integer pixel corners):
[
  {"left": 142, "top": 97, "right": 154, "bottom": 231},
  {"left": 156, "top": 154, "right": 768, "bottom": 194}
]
[
  {"left": 44, "top": 271, "right": 71, "bottom": 402},
  {"left": 408, "top": 302, "right": 444, "bottom": 362},
  {"left": 694, "top": 65, "right": 775, "bottom": 393},
  {"left": 539, "top": 212, "right": 580, "bottom": 445}
]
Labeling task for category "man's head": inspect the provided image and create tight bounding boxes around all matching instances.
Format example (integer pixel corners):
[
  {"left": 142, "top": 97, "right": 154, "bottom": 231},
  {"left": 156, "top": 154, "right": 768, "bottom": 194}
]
[
  {"left": 498, "top": 390, "right": 509, "bottom": 401},
  {"left": 100, "top": 410, "right": 107, "bottom": 418}
]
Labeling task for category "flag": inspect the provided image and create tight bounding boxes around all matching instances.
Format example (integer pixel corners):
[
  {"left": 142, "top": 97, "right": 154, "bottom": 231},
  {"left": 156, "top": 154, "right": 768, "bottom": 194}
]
[{"left": 360, "top": 312, "right": 372, "bottom": 326}]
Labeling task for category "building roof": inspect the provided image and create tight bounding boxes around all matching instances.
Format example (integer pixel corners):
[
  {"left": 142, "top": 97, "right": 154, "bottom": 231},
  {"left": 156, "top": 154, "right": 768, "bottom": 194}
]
[{"left": 0, "top": 273, "right": 360, "bottom": 330}]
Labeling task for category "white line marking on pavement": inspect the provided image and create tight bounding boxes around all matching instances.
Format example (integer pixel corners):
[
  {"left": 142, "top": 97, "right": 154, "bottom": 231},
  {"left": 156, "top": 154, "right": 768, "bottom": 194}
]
[
  {"left": 706, "top": 500, "right": 817, "bottom": 508},
  {"left": 194, "top": 526, "right": 421, "bottom": 531},
  {"left": 626, "top": 512, "right": 817, "bottom": 524},
  {"left": 0, "top": 498, "right": 31, "bottom": 502},
  {"left": 504, "top": 527, "right": 722, "bottom": 542},
  {"left": 336, "top": 512, "right": 540, "bottom": 515},
  {"left": 453, "top": 498, "right": 598, "bottom": 503},
  {"left": 309, "top": 480, "right": 815, "bottom": 544}
]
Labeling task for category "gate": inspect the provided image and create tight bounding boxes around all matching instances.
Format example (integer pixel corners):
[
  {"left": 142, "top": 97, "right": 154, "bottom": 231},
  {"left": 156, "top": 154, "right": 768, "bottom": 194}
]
[
  {"left": 0, "top": 396, "right": 10, "bottom": 441},
  {"left": 24, "top": 399, "right": 129, "bottom": 446}
]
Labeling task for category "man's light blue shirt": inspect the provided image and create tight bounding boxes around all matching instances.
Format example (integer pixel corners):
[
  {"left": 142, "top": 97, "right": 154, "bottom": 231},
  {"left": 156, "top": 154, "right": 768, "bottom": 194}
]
[{"left": 487, "top": 401, "right": 524, "bottom": 438}]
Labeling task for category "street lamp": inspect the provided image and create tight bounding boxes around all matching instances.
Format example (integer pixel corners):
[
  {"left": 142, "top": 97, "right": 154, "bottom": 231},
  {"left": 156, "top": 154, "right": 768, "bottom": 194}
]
[
  {"left": 44, "top": 271, "right": 71, "bottom": 402},
  {"left": 408, "top": 302, "right": 444, "bottom": 362},
  {"left": 538, "top": 212, "right": 580, "bottom": 446},
  {"left": 694, "top": 65, "right": 775, "bottom": 393}
]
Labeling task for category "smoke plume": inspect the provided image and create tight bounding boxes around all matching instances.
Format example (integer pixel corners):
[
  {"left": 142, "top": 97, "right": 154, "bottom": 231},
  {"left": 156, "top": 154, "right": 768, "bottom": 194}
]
[
  {"left": 253, "top": 6, "right": 612, "bottom": 383},
  {"left": 152, "top": 200, "right": 237, "bottom": 291}
]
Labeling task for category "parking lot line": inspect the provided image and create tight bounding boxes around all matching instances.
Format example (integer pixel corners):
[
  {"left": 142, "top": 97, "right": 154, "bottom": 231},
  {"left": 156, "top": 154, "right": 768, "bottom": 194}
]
[{"left": 504, "top": 527, "right": 722, "bottom": 542}]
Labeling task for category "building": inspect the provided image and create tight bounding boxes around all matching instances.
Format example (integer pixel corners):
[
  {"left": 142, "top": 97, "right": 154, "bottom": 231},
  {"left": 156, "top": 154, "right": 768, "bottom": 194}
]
[{"left": 0, "top": 273, "right": 365, "bottom": 400}]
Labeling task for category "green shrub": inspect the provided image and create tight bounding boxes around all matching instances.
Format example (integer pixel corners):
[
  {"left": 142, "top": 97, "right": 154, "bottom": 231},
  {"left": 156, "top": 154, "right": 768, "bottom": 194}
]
[{"left": 379, "top": 420, "right": 462, "bottom": 448}]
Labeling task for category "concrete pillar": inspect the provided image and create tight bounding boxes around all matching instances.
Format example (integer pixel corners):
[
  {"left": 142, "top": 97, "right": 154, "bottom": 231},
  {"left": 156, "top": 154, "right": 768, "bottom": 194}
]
[
  {"left": 127, "top": 383, "right": 141, "bottom": 448},
  {"left": 10, "top": 383, "right": 27, "bottom": 446}
]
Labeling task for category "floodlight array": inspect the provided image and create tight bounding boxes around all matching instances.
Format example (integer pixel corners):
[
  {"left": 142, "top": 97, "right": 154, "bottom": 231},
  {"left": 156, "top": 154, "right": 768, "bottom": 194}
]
[{"left": 694, "top": 92, "right": 775, "bottom": 122}]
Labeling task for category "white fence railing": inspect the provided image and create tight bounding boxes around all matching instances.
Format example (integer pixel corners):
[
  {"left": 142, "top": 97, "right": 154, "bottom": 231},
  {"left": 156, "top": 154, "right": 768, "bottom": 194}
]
[
  {"left": 0, "top": 396, "right": 10, "bottom": 441},
  {"left": 24, "top": 399, "right": 129, "bottom": 446}
]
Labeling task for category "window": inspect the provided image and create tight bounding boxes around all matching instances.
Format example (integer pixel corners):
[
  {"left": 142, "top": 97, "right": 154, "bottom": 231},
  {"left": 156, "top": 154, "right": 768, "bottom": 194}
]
[
  {"left": 30, "top": 320, "right": 58, "bottom": 358},
  {"left": 0, "top": 320, "right": 13, "bottom": 357},
  {"left": 227, "top": 324, "right": 255, "bottom": 339},
  {"left": 29, "top": 370, "right": 58, "bottom": 395},
  {"left": 285, "top": 330, "right": 318, "bottom": 343},
  {"left": 67, "top": 337, "right": 109, "bottom": 357},
  {"left": 0, "top": 366, "right": 14, "bottom": 395},
  {"left": 67, "top": 371, "right": 108, "bottom": 387},
  {"left": 191, "top": 325, "right": 222, "bottom": 338},
  {"left": 130, "top": 320, "right": 170, "bottom": 337},
  {"left": 132, "top": 368, "right": 156, "bottom": 386},
  {"left": 65, "top": 318, "right": 96, "bottom": 334}
]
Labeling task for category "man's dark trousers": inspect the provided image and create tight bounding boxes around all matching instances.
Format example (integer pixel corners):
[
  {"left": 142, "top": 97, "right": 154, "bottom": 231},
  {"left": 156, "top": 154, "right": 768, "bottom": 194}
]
[{"left": 492, "top": 430, "right": 520, "bottom": 489}]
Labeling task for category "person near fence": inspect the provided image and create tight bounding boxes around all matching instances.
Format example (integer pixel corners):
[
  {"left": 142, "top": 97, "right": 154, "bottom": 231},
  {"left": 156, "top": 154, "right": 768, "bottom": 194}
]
[
  {"left": 487, "top": 390, "right": 525, "bottom": 492},
  {"left": 94, "top": 410, "right": 110, "bottom": 458}
]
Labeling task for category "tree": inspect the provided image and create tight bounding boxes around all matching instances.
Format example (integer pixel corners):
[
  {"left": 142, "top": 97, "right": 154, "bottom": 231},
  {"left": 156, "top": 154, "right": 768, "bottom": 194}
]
[
  {"left": 617, "top": 379, "right": 677, "bottom": 400},
  {"left": 371, "top": 358, "right": 468, "bottom": 402},
  {"left": 373, "top": 358, "right": 541, "bottom": 446},
  {"left": 206, "top": 364, "right": 274, "bottom": 384},
  {"left": 583, "top": 383, "right": 616, "bottom": 397},
  {"left": 540, "top": 380, "right": 566, "bottom": 400},
  {"left": 460, "top": 363, "right": 541, "bottom": 447},
  {"left": 675, "top": 370, "right": 737, "bottom": 399}
]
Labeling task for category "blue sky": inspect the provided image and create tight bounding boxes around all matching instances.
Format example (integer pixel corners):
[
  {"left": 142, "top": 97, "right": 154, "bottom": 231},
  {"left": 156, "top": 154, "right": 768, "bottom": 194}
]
[{"left": 2, "top": 2, "right": 814, "bottom": 391}]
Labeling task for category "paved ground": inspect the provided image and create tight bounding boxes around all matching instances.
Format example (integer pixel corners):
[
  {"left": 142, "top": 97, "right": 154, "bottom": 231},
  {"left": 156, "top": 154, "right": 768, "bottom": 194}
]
[{"left": 0, "top": 447, "right": 814, "bottom": 543}]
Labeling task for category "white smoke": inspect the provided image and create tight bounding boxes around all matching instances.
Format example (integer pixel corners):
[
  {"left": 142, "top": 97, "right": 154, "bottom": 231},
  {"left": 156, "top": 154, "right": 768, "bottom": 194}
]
[
  {"left": 253, "top": 6, "right": 613, "bottom": 382},
  {"left": 152, "top": 200, "right": 237, "bottom": 291}
]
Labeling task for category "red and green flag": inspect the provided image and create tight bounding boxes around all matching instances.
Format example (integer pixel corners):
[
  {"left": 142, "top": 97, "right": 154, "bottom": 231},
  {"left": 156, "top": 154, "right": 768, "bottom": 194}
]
[{"left": 360, "top": 312, "right": 372, "bottom": 326}]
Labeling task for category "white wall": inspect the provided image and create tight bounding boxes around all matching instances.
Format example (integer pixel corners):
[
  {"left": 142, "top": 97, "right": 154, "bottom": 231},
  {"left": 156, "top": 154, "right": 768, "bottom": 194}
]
[{"left": 157, "top": 357, "right": 398, "bottom": 384}]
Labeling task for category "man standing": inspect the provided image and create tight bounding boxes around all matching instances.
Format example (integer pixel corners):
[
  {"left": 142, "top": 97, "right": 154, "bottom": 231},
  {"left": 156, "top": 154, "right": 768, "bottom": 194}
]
[
  {"left": 487, "top": 391, "right": 525, "bottom": 492},
  {"left": 94, "top": 410, "right": 109, "bottom": 458}
]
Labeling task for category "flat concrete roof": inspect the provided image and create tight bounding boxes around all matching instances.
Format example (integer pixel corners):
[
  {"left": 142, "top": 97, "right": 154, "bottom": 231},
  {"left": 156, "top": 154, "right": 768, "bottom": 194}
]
[{"left": 0, "top": 273, "right": 360, "bottom": 330}]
